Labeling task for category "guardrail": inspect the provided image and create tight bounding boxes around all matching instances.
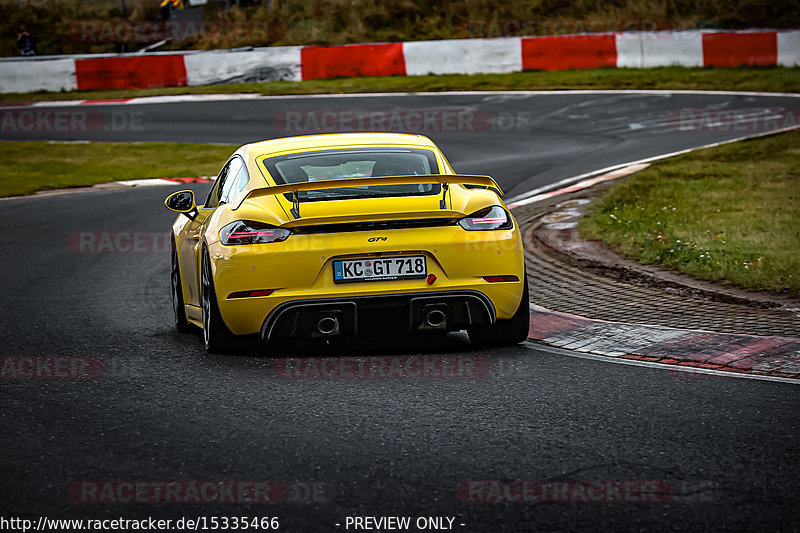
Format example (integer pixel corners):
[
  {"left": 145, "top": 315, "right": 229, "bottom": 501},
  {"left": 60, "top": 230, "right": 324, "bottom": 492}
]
[{"left": 1, "top": 30, "right": 798, "bottom": 94}]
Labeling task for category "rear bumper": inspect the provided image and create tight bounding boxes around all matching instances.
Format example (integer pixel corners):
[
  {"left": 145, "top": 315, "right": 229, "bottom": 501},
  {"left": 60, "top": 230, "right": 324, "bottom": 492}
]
[
  {"left": 209, "top": 223, "right": 525, "bottom": 335},
  {"left": 261, "top": 290, "right": 495, "bottom": 341}
]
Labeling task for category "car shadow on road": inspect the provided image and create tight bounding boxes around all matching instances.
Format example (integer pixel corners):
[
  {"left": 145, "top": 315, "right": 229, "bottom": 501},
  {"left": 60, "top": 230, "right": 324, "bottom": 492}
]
[{"left": 214, "top": 330, "right": 481, "bottom": 357}]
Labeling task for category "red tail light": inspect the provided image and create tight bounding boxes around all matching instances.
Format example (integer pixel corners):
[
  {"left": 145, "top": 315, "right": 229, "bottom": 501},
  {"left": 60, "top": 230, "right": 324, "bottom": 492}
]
[
  {"left": 482, "top": 275, "right": 520, "bottom": 282},
  {"left": 458, "top": 206, "right": 513, "bottom": 231},
  {"left": 220, "top": 221, "right": 291, "bottom": 245},
  {"left": 227, "top": 289, "right": 275, "bottom": 299}
]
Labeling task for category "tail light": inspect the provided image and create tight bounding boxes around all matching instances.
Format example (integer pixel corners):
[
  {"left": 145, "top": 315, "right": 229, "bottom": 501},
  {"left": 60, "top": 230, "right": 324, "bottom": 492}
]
[
  {"left": 219, "top": 221, "right": 291, "bottom": 245},
  {"left": 228, "top": 289, "right": 275, "bottom": 299},
  {"left": 483, "top": 275, "right": 520, "bottom": 282},
  {"left": 458, "top": 206, "right": 513, "bottom": 231}
]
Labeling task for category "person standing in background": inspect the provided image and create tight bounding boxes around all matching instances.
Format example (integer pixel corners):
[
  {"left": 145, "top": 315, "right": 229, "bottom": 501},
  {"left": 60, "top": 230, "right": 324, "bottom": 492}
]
[{"left": 17, "top": 25, "right": 37, "bottom": 56}]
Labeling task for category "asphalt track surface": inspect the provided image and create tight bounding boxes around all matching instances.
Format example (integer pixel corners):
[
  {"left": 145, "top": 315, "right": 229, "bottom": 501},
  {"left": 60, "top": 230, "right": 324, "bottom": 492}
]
[{"left": 1, "top": 92, "right": 799, "bottom": 532}]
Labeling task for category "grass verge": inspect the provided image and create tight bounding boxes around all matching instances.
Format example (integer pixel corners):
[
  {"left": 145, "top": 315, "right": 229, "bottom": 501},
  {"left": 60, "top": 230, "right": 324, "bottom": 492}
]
[
  {"left": 2, "top": 67, "right": 799, "bottom": 103},
  {"left": 579, "top": 130, "right": 800, "bottom": 297},
  {"left": 0, "top": 141, "right": 233, "bottom": 197}
]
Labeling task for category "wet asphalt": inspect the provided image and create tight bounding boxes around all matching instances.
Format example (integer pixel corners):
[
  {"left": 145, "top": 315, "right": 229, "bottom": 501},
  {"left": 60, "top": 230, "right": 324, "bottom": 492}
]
[{"left": 1, "top": 92, "right": 799, "bottom": 532}]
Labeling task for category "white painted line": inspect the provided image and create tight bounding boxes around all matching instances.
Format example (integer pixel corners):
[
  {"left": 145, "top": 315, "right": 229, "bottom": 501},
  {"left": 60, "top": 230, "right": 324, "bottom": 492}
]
[
  {"left": 114, "top": 179, "right": 178, "bottom": 187},
  {"left": 525, "top": 341, "right": 800, "bottom": 385},
  {"left": 125, "top": 93, "right": 268, "bottom": 105},
  {"left": 105, "top": 89, "right": 800, "bottom": 100},
  {"left": 31, "top": 100, "right": 87, "bottom": 107},
  {"left": 3, "top": 89, "right": 800, "bottom": 110}
]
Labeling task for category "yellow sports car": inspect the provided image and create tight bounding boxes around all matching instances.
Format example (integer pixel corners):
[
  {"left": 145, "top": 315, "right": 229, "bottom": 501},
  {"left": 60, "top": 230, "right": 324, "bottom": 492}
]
[{"left": 165, "top": 133, "right": 529, "bottom": 353}]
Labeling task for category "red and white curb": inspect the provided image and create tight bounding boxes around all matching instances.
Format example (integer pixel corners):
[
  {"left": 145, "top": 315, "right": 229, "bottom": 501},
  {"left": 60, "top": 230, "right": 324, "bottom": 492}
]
[
  {"left": 508, "top": 131, "right": 800, "bottom": 382},
  {"left": 0, "top": 93, "right": 267, "bottom": 110},
  {"left": 114, "top": 176, "right": 213, "bottom": 187},
  {"left": 528, "top": 305, "right": 800, "bottom": 382},
  {"left": 78, "top": 175, "right": 213, "bottom": 192},
  {"left": 0, "top": 176, "right": 213, "bottom": 201},
  {"left": 507, "top": 163, "right": 650, "bottom": 209}
]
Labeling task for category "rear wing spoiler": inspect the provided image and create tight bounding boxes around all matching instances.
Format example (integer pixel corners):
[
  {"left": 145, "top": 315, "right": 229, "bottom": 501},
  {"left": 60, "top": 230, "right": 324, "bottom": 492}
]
[{"left": 236, "top": 174, "right": 503, "bottom": 217}]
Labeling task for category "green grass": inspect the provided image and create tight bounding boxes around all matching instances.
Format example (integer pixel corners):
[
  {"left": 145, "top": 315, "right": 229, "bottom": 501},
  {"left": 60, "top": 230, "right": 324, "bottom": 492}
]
[
  {"left": 579, "top": 130, "right": 800, "bottom": 297},
  {"left": 0, "top": 141, "right": 234, "bottom": 196},
  {"left": 3, "top": 67, "right": 799, "bottom": 102}
]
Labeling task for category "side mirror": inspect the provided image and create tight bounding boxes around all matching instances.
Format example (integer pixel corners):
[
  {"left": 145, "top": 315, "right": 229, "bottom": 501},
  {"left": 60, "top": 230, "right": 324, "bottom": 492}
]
[{"left": 164, "top": 190, "right": 198, "bottom": 220}]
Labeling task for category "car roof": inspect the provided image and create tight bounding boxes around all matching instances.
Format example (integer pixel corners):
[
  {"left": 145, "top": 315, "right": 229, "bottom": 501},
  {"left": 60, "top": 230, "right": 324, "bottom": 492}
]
[{"left": 240, "top": 133, "right": 438, "bottom": 160}]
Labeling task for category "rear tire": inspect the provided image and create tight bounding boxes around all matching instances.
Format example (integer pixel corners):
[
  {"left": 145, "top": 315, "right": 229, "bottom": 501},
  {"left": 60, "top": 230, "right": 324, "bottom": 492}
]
[
  {"left": 201, "top": 249, "right": 234, "bottom": 354},
  {"left": 469, "top": 273, "right": 530, "bottom": 347},
  {"left": 171, "top": 239, "right": 193, "bottom": 333}
]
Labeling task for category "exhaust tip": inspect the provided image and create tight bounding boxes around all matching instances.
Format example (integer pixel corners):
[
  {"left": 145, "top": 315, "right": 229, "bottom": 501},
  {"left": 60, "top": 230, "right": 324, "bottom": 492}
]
[
  {"left": 424, "top": 309, "right": 447, "bottom": 328},
  {"left": 317, "top": 316, "right": 339, "bottom": 335}
]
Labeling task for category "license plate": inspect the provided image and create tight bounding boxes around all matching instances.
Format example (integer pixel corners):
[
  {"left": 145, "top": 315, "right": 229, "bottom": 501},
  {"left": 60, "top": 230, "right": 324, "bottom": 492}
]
[{"left": 333, "top": 256, "right": 427, "bottom": 283}]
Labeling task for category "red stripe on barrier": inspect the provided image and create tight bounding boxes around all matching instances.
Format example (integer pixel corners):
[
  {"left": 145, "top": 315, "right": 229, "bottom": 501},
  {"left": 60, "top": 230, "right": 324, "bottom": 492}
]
[
  {"left": 521, "top": 35, "right": 617, "bottom": 71},
  {"left": 300, "top": 43, "right": 406, "bottom": 80},
  {"left": 79, "top": 99, "right": 134, "bottom": 105},
  {"left": 165, "top": 177, "right": 214, "bottom": 183},
  {"left": 702, "top": 32, "right": 777, "bottom": 67},
  {"left": 75, "top": 56, "right": 188, "bottom": 91}
]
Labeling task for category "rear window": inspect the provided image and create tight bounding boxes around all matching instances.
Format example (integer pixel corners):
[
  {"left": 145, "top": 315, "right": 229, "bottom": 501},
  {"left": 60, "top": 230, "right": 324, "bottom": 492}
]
[{"left": 262, "top": 148, "right": 441, "bottom": 201}]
